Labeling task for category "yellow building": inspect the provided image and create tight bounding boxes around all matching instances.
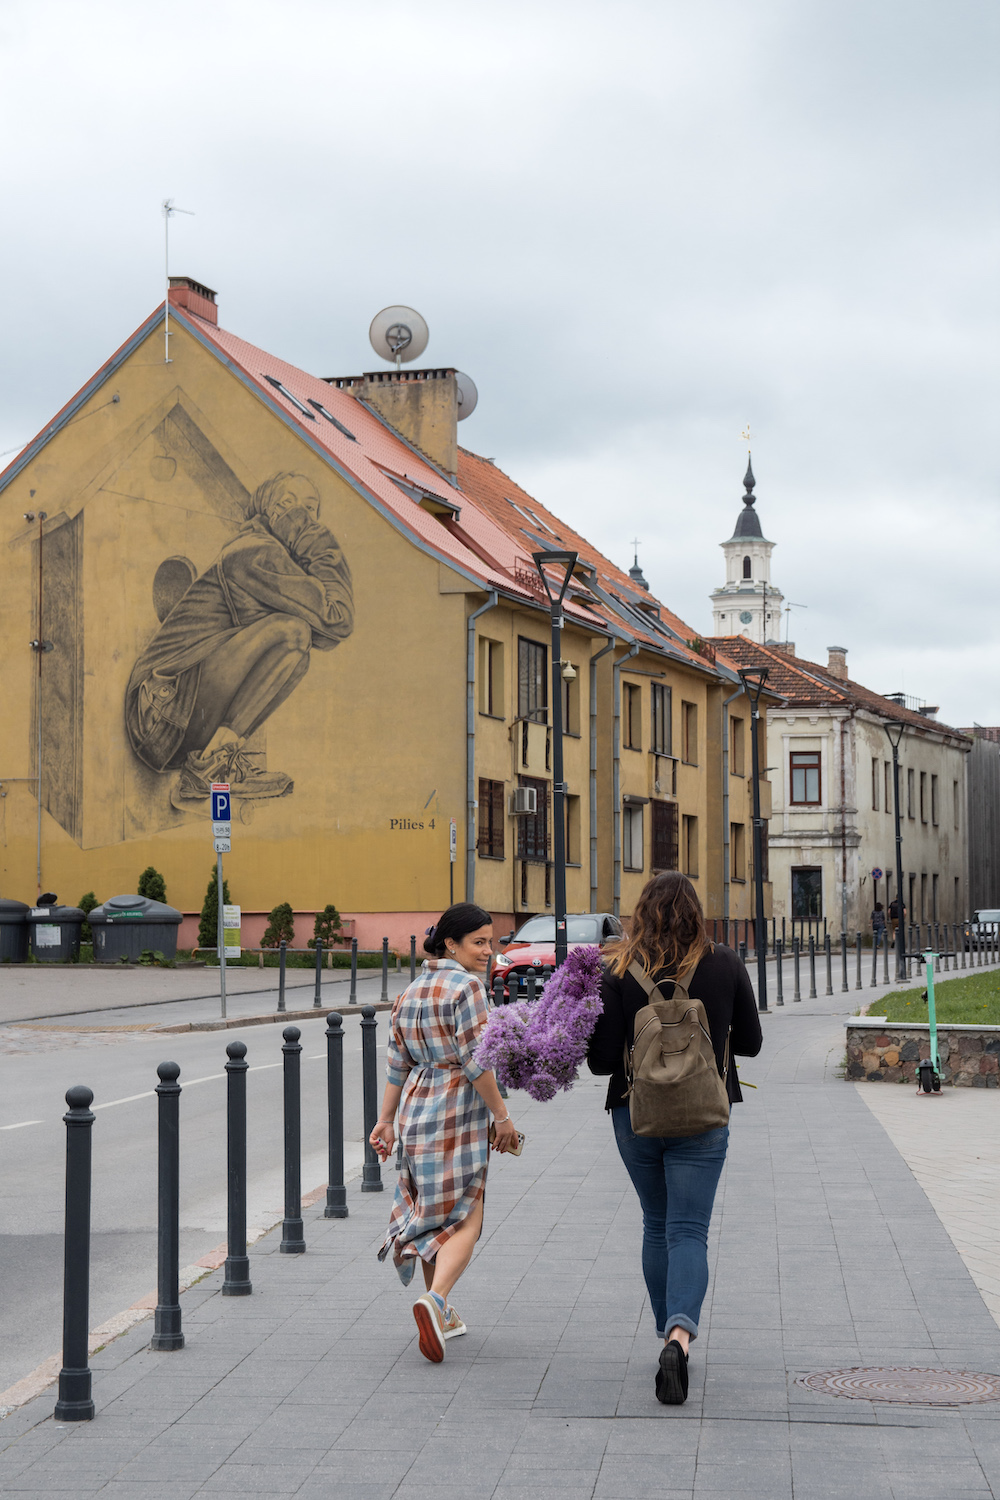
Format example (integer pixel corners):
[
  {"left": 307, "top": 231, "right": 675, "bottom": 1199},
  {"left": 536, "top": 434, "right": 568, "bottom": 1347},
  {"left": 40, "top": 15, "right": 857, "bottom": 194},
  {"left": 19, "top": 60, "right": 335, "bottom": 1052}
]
[{"left": 0, "top": 278, "right": 768, "bottom": 949}]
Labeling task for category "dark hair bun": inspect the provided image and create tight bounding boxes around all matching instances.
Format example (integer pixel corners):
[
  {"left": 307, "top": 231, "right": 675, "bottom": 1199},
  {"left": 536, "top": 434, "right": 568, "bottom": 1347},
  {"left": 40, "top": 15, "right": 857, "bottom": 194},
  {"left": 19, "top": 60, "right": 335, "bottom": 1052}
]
[{"left": 423, "top": 902, "right": 492, "bottom": 958}]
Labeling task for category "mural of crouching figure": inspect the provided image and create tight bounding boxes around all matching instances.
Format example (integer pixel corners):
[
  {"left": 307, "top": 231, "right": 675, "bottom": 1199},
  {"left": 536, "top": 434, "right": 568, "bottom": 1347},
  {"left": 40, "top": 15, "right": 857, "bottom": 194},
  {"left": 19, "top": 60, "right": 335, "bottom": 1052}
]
[{"left": 126, "top": 472, "right": 354, "bottom": 801}]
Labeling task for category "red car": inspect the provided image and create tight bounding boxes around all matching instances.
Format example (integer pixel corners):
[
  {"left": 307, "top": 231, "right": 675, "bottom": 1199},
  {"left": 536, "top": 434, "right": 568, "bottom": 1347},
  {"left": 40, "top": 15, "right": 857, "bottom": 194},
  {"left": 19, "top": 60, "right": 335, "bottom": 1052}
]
[{"left": 490, "top": 913, "right": 622, "bottom": 998}]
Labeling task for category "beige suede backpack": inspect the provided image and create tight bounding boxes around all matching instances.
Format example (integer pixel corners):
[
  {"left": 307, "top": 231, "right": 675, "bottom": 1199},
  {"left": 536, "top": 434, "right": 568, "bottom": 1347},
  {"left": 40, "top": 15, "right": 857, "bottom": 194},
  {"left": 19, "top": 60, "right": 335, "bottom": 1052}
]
[{"left": 623, "top": 961, "right": 730, "bottom": 1138}]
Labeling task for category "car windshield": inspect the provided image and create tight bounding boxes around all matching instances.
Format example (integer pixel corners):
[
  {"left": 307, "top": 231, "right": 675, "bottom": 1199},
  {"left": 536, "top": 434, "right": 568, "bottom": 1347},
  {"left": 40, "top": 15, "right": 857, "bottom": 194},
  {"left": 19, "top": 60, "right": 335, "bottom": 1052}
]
[{"left": 511, "top": 916, "right": 603, "bottom": 944}]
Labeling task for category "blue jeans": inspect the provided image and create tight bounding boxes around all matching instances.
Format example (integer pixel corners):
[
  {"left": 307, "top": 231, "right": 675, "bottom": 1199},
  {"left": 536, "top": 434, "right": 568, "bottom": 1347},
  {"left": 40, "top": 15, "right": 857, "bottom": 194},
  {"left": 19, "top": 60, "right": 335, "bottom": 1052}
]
[{"left": 612, "top": 1107, "right": 729, "bottom": 1341}]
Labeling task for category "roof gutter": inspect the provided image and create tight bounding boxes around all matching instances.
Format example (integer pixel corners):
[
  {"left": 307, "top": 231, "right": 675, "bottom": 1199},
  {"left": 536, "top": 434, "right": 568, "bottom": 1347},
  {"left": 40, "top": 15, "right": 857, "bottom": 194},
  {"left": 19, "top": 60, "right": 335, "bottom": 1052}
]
[{"left": 466, "top": 591, "right": 499, "bottom": 903}]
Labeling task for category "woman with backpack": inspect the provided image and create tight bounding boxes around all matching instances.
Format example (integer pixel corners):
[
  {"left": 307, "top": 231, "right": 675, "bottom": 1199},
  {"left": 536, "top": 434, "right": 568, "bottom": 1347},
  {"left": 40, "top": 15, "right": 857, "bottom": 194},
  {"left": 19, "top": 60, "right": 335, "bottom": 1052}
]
[{"left": 587, "top": 872, "right": 762, "bottom": 1405}]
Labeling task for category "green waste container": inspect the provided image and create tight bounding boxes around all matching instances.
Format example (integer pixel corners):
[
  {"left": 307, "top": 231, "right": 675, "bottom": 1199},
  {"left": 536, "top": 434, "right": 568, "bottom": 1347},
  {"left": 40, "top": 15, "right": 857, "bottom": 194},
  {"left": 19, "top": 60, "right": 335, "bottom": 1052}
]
[{"left": 89, "top": 894, "right": 183, "bottom": 962}]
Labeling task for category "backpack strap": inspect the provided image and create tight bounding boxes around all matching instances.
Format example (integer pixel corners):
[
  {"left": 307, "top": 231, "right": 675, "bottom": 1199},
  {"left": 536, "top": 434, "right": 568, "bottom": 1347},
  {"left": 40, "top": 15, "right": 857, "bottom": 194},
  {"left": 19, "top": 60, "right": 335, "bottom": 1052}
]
[{"left": 626, "top": 960, "right": 689, "bottom": 1005}]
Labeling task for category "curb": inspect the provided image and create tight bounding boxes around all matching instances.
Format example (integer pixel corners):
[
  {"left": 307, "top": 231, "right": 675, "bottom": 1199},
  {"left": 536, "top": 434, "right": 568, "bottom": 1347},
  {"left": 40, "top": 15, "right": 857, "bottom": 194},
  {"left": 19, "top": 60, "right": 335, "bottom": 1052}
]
[{"left": 154, "top": 1002, "right": 393, "bottom": 1033}]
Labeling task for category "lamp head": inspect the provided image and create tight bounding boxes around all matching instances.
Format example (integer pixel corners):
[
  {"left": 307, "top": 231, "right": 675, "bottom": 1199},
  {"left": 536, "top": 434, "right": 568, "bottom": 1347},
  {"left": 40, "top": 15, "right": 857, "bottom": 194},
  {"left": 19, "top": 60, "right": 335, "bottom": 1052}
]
[
  {"left": 884, "top": 719, "right": 906, "bottom": 750},
  {"left": 532, "top": 550, "right": 580, "bottom": 609},
  {"left": 737, "top": 666, "right": 769, "bottom": 706}
]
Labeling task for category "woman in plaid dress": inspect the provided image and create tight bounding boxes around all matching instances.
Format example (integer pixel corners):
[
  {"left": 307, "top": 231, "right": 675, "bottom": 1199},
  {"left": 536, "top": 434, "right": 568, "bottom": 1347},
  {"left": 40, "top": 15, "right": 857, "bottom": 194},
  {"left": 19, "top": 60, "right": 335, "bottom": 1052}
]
[{"left": 371, "top": 904, "right": 518, "bottom": 1363}]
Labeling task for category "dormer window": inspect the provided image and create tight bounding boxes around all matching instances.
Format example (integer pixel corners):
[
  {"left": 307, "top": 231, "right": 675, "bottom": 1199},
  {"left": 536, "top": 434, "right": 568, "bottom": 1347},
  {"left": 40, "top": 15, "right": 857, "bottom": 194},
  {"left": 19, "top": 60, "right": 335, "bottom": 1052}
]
[{"left": 742, "top": 556, "right": 752, "bottom": 579}]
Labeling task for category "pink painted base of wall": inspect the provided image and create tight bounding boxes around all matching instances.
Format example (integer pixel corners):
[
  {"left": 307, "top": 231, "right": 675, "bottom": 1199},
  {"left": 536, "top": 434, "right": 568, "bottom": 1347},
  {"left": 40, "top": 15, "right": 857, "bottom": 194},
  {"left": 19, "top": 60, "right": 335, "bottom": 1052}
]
[{"left": 176, "top": 911, "right": 517, "bottom": 954}]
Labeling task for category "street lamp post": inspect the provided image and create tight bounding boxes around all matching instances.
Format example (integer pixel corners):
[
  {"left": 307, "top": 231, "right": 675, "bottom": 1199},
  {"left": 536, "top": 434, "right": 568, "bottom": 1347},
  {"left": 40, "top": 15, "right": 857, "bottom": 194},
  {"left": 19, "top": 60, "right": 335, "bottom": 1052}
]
[
  {"left": 884, "top": 719, "right": 907, "bottom": 982},
  {"left": 533, "top": 550, "right": 579, "bottom": 970},
  {"left": 738, "top": 667, "right": 770, "bottom": 1013}
]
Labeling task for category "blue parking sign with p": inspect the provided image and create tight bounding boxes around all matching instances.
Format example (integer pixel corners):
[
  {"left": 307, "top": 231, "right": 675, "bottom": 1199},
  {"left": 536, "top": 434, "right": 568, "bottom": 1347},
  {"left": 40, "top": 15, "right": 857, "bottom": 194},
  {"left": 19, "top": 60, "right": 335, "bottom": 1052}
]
[{"left": 212, "top": 790, "right": 231, "bottom": 822}]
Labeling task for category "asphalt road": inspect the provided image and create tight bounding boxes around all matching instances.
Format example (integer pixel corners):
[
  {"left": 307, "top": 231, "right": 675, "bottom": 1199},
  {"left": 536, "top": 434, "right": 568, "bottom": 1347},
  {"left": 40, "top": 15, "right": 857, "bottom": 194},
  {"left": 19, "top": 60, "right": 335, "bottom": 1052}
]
[{"left": 0, "top": 1004, "right": 379, "bottom": 1395}]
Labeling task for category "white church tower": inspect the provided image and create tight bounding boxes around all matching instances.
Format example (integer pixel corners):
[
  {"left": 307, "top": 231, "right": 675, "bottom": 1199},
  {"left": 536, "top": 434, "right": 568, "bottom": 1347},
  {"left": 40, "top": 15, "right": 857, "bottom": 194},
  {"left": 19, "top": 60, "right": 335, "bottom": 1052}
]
[{"left": 710, "top": 457, "right": 784, "bottom": 643}]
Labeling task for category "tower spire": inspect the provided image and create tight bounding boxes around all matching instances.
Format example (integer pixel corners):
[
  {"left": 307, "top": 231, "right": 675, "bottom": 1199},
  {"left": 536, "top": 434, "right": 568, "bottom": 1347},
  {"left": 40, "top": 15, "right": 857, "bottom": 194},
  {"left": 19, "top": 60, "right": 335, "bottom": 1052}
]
[
  {"left": 628, "top": 538, "right": 649, "bottom": 591},
  {"left": 743, "top": 455, "right": 756, "bottom": 506}
]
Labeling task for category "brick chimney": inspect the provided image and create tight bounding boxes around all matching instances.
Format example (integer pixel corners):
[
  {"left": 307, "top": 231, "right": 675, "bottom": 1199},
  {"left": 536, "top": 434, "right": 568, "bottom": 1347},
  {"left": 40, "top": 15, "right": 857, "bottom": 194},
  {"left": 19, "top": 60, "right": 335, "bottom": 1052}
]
[
  {"left": 327, "top": 368, "right": 458, "bottom": 477},
  {"left": 168, "top": 276, "right": 218, "bottom": 326},
  {"left": 827, "top": 645, "right": 848, "bottom": 681}
]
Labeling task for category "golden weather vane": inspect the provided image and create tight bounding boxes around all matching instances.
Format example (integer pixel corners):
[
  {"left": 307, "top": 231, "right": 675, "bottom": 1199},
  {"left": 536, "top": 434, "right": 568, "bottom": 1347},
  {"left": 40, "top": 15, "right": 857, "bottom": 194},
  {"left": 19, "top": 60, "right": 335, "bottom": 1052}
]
[{"left": 741, "top": 424, "right": 752, "bottom": 449}]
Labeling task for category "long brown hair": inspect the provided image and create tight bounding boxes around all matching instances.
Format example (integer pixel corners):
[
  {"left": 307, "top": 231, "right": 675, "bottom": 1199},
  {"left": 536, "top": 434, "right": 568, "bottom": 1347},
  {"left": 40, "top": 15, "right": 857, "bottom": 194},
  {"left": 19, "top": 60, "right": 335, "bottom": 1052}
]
[{"left": 605, "top": 872, "right": 711, "bottom": 980}]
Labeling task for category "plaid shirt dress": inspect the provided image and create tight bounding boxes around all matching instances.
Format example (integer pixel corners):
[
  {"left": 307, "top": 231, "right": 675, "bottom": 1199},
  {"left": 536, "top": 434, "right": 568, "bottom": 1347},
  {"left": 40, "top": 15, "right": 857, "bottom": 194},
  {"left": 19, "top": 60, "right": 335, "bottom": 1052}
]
[{"left": 378, "top": 959, "right": 491, "bottom": 1277}]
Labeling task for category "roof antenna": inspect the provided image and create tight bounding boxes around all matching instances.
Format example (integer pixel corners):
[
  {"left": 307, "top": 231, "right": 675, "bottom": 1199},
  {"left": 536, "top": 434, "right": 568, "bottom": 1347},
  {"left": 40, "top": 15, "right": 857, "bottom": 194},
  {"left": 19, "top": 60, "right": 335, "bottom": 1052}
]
[
  {"left": 784, "top": 601, "right": 807, "bottom": 645},
  {"left": 162, "top": 198, "right": 195, "bottom": 364}
]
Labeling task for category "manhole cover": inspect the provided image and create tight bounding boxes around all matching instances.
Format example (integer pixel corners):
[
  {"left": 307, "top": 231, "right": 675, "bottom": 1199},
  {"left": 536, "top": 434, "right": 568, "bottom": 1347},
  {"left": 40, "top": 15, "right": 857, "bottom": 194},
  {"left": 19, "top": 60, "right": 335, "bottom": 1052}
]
[{"left": 797, "top": 1367, "right": 1000, "bottom": 1406}]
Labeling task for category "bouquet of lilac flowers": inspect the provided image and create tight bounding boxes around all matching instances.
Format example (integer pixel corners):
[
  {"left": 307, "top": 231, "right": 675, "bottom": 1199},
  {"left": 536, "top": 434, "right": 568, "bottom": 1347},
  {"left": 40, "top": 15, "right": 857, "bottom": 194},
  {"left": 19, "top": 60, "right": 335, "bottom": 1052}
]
[{"left": 474, "top": 944, "right": 604, "bottom": 1102}]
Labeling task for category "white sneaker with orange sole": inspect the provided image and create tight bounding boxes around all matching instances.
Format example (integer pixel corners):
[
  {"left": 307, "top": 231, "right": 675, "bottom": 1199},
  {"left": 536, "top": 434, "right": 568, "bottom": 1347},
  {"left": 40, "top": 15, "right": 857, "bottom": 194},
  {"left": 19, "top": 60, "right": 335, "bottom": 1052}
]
[{"left": 413, "top": 1295, "right": 446, "bottom": 1362}]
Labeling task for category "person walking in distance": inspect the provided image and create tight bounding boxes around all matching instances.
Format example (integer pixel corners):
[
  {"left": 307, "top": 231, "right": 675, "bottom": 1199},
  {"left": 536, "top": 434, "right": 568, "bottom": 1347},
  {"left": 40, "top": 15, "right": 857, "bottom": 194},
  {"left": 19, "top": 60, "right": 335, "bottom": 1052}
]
[
  {"left": 370, "top": 904, "right": 517, "bottom": 1364},
  {"left": 587, "top": 872, "right": 763, "bottom": 1405},
  {"left": 871, "top": 902, "right": 887, "bottom": 959},
  {"left": 888, "top": 896, "right": 905, "bottom": 943}
]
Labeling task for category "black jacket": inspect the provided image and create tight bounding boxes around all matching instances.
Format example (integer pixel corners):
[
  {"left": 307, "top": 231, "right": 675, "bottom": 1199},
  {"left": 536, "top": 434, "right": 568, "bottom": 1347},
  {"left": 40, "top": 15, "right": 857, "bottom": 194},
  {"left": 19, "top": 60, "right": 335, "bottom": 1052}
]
[{"left": 586, "top": 943, "right": 764, "bottom": 1111}]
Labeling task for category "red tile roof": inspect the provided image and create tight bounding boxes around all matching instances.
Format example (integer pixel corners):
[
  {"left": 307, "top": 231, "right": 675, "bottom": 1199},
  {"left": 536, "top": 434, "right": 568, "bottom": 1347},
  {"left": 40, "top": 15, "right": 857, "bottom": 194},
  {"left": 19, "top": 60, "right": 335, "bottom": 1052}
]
[{"left": 709, "top": 637, "right": 970, "bottom": 740}]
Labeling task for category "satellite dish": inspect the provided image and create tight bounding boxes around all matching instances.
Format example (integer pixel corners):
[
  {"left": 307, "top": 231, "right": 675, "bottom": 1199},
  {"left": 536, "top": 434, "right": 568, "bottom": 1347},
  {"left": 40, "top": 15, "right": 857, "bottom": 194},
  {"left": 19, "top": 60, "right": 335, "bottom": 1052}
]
[
  {"left": 369, "top": 305, "right": 429, "bottom": 365},
  {"left": 455, "top": 371, "right": 478, "bottom": 421}
]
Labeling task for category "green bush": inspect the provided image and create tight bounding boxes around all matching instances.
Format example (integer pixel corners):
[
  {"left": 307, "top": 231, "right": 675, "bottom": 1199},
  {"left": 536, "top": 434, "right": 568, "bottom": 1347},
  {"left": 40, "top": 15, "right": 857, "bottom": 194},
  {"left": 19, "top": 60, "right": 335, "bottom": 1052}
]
[
  {"left": 197, "top": 866, "right": 231, "bottom": 950},
  {"left": 309, "top": 904, "right": 344, "bottom": 949},
  {"left": 262, "top": 901, "right": 296, "bottom": 948},
  {"left": 78, "top": 891, "right": 98, "bottom": 944},
  {"left": 137, "top": 866, "right": 167, "bottom": 903}
]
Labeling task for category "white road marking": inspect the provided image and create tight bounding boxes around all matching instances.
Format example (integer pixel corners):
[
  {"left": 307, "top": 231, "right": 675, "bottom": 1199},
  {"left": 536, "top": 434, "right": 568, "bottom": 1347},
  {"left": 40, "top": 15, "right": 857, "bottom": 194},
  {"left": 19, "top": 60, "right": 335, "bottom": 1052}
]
[{"left": 0, "top": 1120, "right": 43, "bottom": 1131}]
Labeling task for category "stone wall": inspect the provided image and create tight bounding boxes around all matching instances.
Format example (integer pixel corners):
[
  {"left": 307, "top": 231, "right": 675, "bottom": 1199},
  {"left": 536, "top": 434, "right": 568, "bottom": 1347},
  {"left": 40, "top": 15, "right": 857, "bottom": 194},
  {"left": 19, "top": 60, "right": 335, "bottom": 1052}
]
[{"left": 845, "top": 1020, "right": 1000, "bottom": 1086}]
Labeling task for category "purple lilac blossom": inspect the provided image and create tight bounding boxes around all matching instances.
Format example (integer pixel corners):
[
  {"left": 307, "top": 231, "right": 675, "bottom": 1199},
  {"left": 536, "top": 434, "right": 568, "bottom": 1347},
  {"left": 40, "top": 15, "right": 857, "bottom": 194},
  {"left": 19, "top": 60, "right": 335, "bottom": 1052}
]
[{"left": 474, "top": 944, "right": 604, "bottom": 1101}]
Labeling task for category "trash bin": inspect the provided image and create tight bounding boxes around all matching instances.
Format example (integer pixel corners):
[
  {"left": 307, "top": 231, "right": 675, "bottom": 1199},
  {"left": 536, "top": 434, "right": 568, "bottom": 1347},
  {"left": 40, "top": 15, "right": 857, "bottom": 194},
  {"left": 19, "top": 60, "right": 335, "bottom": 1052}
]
[
  {"left": 0, "top": 898, "right": 30, "bottom": 962},
  {"left": 89, "top": 894, "right": 183, "bottom": 962},
  {"left": 26, "top": 904, "right": 86, "bottom": 963}
]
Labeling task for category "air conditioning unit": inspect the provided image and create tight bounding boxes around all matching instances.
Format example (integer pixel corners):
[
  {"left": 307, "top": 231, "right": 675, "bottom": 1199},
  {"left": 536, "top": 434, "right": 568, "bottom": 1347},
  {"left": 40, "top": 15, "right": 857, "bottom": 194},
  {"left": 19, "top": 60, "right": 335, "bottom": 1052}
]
[{"left": 510, "top": 786, "right": 537, "bottom": 816}]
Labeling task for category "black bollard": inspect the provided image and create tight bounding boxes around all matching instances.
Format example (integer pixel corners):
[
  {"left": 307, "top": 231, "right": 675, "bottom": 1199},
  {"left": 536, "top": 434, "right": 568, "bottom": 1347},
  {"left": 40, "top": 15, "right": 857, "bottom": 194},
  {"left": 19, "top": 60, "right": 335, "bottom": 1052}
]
[
  {"left": 526, "top": 973, "right": 537, "bottom": 1004},
  {"left": 883, "top": 927, "right": 891, "bottom": 983},
  {"left": 541, "top": 964, "right": 552, "bottom": 995},
  {"left": 841, "top": 931, "right": 849, "bottom": 993},
  {"left": 792, "top": 938, "right": 801, "bottom": 1002},
  {"left": 739, "top": 940, "right": 747, "bottom": 964},
  {"left": 855, "top": 932, "right": 863, "bottom": 990},
  {"left": 349, "top": 936, "right": 358, "bottom": 1003},
  {"left": 808, "top": 935, "right": 817, "bottom": 999},
  {"left": 277, "top": 939, "right": 287, "bottom": 1013},
  {"left": 410, "top": 935, "right": 417, "bottom": 982},
  {"left": 279, "top": 1027, "right": 306, "bottom": 1253},
  {"left": 870, "top": 933, "right": 879, "bottom": 987},
  {"left": 380, "top": 938, "right": 389, "bottom": 1004},
  {"left": 943, "top": 924, "right": 950, "bottom": 973},
  {"left": 492, "top": 974, "right": 505, "bottom": 1008},
  {"left": 824, "top": 933, "right": 833, "bottom": 996},
  {"left": 360, "top": 1006, "right": 383, "bottom": 1192},
  {"left": 775, "top": 940, "right": 784, "bottom": 1006},
  {"left": 324, "top": 1013, "right": 348, "bottom": 1219},
  {"left": 313, "top": 938, "right": 324, "bottom": 1009},
  {"left": 151, "top": 1063, "right": 184, "bottom": 1351},
  {"left": 222, "top": 1041, "right": 252, "bottom": 1296},
  {"left": 54, "top": 1086, "right": 96, "bottom": 1422}
]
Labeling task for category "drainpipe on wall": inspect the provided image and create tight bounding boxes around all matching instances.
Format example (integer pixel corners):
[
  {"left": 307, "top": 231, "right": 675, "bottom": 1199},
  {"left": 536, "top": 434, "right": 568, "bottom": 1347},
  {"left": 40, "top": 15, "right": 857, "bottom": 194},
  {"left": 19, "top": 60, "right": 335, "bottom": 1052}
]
[
  {"left": 612, "top": 644, "right": 640, "bottom": 917},
  {"left": 722, "top": 686, "right": 745, "bottom": 930},
  {"left": 589, "top": 637, "right": 615, "bottom": 912},
  {"left": 466, "top": 591, "right": 499, "bottom": 904}
]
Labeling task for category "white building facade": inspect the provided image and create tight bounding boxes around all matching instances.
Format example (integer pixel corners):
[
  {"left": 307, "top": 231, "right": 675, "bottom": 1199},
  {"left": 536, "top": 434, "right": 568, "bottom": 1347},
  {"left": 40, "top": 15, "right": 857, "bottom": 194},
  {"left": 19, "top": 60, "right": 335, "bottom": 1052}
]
[{"left": 709, "top": 459, "right": 784, "bottom": 644}]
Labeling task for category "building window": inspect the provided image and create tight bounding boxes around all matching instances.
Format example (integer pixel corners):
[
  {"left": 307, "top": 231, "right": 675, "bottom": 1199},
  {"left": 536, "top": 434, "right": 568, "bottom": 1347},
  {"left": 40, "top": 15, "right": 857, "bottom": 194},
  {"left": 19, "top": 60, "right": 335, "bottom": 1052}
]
[
  {"left": 884, "top": 761, "right": 892, "bottom": 815},
  {"left": 566, "top": 794, "right": 581, "bottom": 865},
  {"left": 932, "top": 872, "right": 939, "bottom": 919},
  {"left": 742, "top": 555, "right": 752, "bottom": 579},
  {"left": 907, "top": 768, "right": 915, "bottom": 820},
  {"left": 908, "top": 872, "right": 916, "bottom": 921},
  {"left": 730, "top": 822, "right": 746, "bottom": 882},
  {"left": 871, "top": 757, "right": 879, "bottom": 811},
  {"left": 651, "top": 683, "right": 672, "bottom": 755},
  {"left": 477, "top": 779, "right": 505, "bottom": 859},
  {"left": 478, "top": 639, "right": 504, "bottom": 717},
  {"left": 731, "top": 717, "right": 745, "bottom": 777},
  {"left": 789, "top": 751, "right": 821, "bottom": 806},
  {"left": 791, "top": 867, "right": 822, "bottom": 918},
  {"left": 517, "top": 638, "right": 547, "bottom": 723},
  {"left": 682, "top": 702, "right": 698, "bottom": 765},
  {"left": 920, "top": 771, "right": 927, "bottom": 824},
  {"left": 651, "top": 800, "right": 678, "bottom": 871},
  {"left": 931, "top": 774, "right": 938, "bottom": 826},
  {"left": 920, "top": 872, "right": 927, "bottom": 922},
  {"left": 682, "top": 814, "right": 699, "bottom": 877},
  {"left": 516, "top": 776, "right": 548, "bottom": 861},
  {"left": 955, "top": 876, "right": 960, "bottom": 918},
  {"left": 623, "top": 683, "right": 642, "bottom": 750},
  {"left": 623, "top": 804, "right": 644, "bottom": 872},
  {"left": 561, "top": 669, "right": 580, "bottom": 735},
  {"left": 953, "top": 780, "right": 960, "bottom": 828}
]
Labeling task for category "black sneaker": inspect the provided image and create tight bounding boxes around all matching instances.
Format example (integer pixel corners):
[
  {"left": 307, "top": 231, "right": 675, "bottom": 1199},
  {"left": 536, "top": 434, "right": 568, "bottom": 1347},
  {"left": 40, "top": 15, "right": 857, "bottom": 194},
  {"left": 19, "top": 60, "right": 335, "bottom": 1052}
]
[{"left": 655, "top": 1339, "right": 689, "bottom": 1405}]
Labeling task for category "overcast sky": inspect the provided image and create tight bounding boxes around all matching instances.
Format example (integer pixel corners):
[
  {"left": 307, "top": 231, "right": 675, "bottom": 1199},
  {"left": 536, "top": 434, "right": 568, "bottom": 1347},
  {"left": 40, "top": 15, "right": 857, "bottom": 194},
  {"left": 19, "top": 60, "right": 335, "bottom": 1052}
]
[{"left": 2, "top": 0, "right": 997, "bottom": 724}]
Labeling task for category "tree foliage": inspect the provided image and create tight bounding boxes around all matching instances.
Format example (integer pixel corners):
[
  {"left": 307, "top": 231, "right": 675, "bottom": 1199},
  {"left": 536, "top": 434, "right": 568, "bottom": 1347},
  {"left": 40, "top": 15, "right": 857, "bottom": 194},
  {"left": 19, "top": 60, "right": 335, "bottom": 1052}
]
[
  {"left": 261, "top": 901, "right": 296, "bottom": 948},
  {"left": 78, "top": 890, "right": 98, "bottom": 944},
  {"left": 198, "top": 866, "right": 231, "bottom": 950},
  {"left": 137, "top": 866, "right": 167, "bottom": 903},
  {"left": 309, "top": 903, "right": 344, "bottom": 949}
]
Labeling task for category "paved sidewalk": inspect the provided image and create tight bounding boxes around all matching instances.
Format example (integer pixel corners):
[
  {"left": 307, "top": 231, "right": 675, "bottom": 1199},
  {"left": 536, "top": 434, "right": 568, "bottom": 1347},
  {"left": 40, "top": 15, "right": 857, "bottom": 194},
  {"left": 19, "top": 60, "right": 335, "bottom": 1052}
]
[{"left": 3, "top": 981, "right": 1000, "bottom": 1496}]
